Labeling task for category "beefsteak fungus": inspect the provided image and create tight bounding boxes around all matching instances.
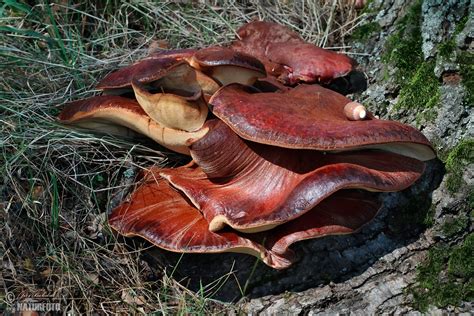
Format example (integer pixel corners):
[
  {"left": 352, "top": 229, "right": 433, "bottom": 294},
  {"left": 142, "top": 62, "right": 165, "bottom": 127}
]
[{"left": 58, "top": 21, "right": 436, "bottom": 269}]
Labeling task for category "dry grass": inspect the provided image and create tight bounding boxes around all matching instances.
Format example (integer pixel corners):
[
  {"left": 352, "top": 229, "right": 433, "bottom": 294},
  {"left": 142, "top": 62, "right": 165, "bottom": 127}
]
[{"left": 1, "top": 1, "right": 365, "bottom": 313}]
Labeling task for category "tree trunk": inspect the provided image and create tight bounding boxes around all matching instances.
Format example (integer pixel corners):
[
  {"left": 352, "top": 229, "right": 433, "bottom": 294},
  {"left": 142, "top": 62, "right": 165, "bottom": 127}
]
[{"left": 150, "top": 0, "right": 473, "bottom": 313}]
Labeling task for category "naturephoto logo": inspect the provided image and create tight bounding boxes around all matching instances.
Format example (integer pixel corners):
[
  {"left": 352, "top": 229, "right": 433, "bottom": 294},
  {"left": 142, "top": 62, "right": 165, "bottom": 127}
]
[{"left": 5, "top": 292, "right": 61, "bottom": 313}]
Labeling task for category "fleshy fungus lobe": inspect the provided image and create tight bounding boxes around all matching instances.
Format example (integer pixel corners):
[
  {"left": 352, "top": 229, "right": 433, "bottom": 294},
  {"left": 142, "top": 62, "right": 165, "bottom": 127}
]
[{"left": 231, "top": 21, "right": 356, "bottom": 84}]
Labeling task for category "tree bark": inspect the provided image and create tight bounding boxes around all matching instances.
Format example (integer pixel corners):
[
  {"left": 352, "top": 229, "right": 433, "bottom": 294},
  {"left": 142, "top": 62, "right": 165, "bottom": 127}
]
[{"left": 145, "top": 0, "right": 473, "bottom": 313}]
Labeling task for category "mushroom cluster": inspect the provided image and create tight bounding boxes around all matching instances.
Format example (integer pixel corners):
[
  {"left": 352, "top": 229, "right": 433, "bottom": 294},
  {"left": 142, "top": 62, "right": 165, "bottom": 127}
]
[{"left": 59, "top": 21, "right": 436, "bottom": 269}]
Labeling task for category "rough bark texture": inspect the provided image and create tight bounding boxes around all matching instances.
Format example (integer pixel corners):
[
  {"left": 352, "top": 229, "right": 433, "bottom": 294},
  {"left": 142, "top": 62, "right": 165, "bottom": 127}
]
[{"left": 139, "top": 0, "right": 473, "bottom": 313}]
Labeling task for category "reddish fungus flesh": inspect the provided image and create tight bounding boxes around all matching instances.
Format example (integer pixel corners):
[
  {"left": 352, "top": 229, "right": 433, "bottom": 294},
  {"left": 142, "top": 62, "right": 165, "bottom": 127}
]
[
  {"left": 231, "top": 21, "right": 355, "bottom": 84},
  {"left": 264, "top": 190, "right": 380, "bottom": 256},
  {"left": 109, "top": 167, "right": 380, "bottom": 269},
  {"left": 160, "top": 120, "right": 425, "bottom": 233},
  {"left": 209, "top": 84, "right": 435, "bottom": 161},
  {"left": 190, "top": 46, "right": 266, "bottom": 72},
  {"left": 96, "top": 49, "right": 196, "bottom": 90}
]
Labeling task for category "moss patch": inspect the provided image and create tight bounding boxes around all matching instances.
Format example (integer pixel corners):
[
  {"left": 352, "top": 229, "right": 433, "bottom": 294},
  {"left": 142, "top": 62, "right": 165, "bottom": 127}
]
[
  {"left": 397, "top": 60, "right": 439, "bottom": 113},
  {"left": 410, "top": 233, "right": 474, "bottom": 311},
  {"left": 438, "top": 40, "right": 457, "bottom": 59},
  {"left": 438, "top": 15, "right": 468, "bottom": 58},
  {"left": 442, "top": 215, "right": 469, "bottom": 237},
  {"left": 358, "top": 0, "right": 377, "bottom": 14},
  {"left": 382, "top": 0, "right": 440, "bottom": 113},
  {"left": 458, "top": 51, "right": 474, "bottom": 107},
  {"left": 436, "top": 14, "right": 472, "bottom": 107},
  {"left": 444, "top": 138, "right": 474, "bottom": 193},
  {"left": 423, "top": 204, "right": 437, "bottom": 227},
  {"left": 351, "top": 21, "right": 381, "bottom": 42},
  {"left": 382, "top": 0, "right": 423, "bottom": 83},
  {"left": 448, "top": 234, "right": 474, "bottom": 278}
]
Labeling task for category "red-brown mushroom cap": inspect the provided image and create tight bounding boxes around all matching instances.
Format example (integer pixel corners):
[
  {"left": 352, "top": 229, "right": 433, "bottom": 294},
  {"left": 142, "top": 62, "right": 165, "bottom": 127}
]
[
  {"left": 58, "top": 95, "right": 208, "bottom": 155},
  {"left": 160, "top": 120, "right": 425, "bottom": 233},
  {"left": 97, "top": 49, "right": 196, "bottom": 90},
  {"left": 231, "top": 21, "right": 355, "bottom": 84},
  {"left": 209, "top": 84, "right": 436, "bottom": 161},
  {"left": 190, "top": 46, "right": 265, "bottom": 71},
  {"left": 109, "top": 167, "right": 380, "bottom": 269},
  {"left": 265, "top": 42, "right": 357, "bottom": 84},
  {"left": 108, "top": 171, "right": 289, "bottom": 267},
  {"left": 263, "top": 190, "right": 381, "bottom": 256},
  {"left": 230, "top": 21, "right": 301, "bottom": 73},
  {"left": 187, "top": 46, "right": 266, "bottom": 86}
]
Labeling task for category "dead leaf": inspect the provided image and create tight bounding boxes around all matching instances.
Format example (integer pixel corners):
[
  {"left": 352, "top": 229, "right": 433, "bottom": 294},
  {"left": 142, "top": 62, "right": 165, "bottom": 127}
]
[
  {"left": 148, "top": 40, "right": 169, "bottom": 54},
  {"left": 31, "top": 185, "right": 44, "bottom": 201},
  {"left": 40, "top": 268, "right": 53, "bottom": 277},
  {"left": 121, "top": 289, "right": 145, "bottom": 306},
  {"left": 87, "top": 273, "right": 99, "bottom": 285}
]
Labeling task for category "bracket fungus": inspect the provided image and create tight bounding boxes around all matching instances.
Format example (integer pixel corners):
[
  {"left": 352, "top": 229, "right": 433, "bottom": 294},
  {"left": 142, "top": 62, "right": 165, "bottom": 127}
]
[
  {"left": 58, "top": 21, "right": 436, "bottom": 269},
  {"left": 109, "top": 168, "right": 381, "bottom": 269},
  {"left": 231, "top": 21, "right": 357, "bottom": 85},
  {"left": 160, "top": 119, "right": 426, "bottom": 233}
]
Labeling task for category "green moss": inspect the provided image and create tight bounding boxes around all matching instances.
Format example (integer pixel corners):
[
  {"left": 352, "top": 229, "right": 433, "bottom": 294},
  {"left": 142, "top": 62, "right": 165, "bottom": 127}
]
[
  {"left": 381, "top": 0, "right": 440, "bottom": 114},
  {"left": 438, "top": 15, "right": 469, "bottom": 59},
  {"left": 411, "top": 246, "right": 452, "bottom": 311},
  {"left": 423, "top": 204, "right": 437, "bottom": 227},
  {"left": 351, "top": 21, "right": 381, "bottom": 42},
  {"left": 438, "top": 40, "right": 456, "bottom": 58},
  {"left": 410, "top": 233, "right": 474, "bottom": 311},
  {"left": 469, "top": 190, "right": 474, "bottom": 211},
  {"left": 458, "top": 51, "right": 474, "bottom": 107},
  {"left": 444, "top": 139, "right": 474, "bottom": 193},
  {"left": 382, "top": 0, "right": 423, "bottom": 83},
  {"left": 358, "top": 0, "right": 377, "bottom": 14},
  {"left": 455, "top": 15, "right": 469, "bottom": 34},
  {"left": 397, "top": 60, "right": 440, "bottom": 112},
  {"left": 449, "top": 234, "right": 474, "bottom": 278},
  {"left": 436, "top": 14, "right": 473, "bottom": 108},
  {"left": 442, "top": 215, "right": 469, "bottom": 237}
]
